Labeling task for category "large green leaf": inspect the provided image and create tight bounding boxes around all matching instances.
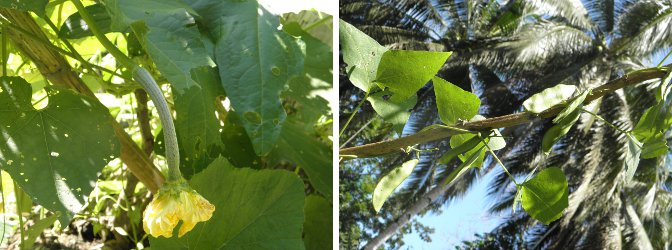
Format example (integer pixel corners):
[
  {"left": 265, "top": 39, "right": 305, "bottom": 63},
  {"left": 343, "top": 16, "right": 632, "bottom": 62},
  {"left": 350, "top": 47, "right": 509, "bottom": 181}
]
[
  {"left": 373, "top": 159, "right": 419, "bottom": 212},
  {"left": 269, "top": 118, "right": 332, "bottom": 199},
  {"left": 0, "top": 77, "right": 120, "bottom": 224},
  {"left": 521, "top": 167, "right": 568, "bottom": 225},
  {"left": 181, "top": 0, "right": 305, "bottom": 156},
  {"left": 150, "top": 158, "right": 305, "bottom": 249},
  {"left": 282, "top": 18, "right": 332, "bottom": 83},
  {"left": 339, "top": 19, "right": 387, "bottom": 92},
  {"left": 367, "top": 91, "right": 416, "bottom": 135},
  {"left": 303, "top": 195, "right": 332, "bottom": 250},
  {"left": 376, "top": 51, "right": 451, "bottom": 102},
  {"left": 174, "top": 67, "right": 226, "bottom": 175},
  {"left": 433, "top": 77, "right": 481, "bottom": 125},
  {"left": 0, "top": 0, "right": 47, "bottom": 15},
  {"left": 523, "top": 84, "right": 577, "bottom": 113},
  {"left": 541, "top": 108, "right": 580, "bottom": 154}
]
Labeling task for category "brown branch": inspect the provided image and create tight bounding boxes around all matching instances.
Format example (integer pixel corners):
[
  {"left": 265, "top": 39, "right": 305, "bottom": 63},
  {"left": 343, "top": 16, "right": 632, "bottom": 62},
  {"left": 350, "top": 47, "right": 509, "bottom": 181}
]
[
  {"left": 340, "top": 67, "right": 669, "bottom": 158},
  {"left": 0, "top": 9, "right": 165, "bottom": 192}
]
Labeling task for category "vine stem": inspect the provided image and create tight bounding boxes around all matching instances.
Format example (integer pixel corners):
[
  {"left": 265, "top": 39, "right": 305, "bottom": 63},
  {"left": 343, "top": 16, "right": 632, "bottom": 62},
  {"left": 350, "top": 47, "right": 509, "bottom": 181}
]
[
  {"left": 479, "top": 134, "right": 518, "bottom": 186},
  {"left": 579, "top": 107, "right": 642, "bottom": 148},
  {"left": 339, "top": 91, "right": 369, "bottom": 137},
  {"left": 72, "top": 0, "right": 182, "bottom": 182}
]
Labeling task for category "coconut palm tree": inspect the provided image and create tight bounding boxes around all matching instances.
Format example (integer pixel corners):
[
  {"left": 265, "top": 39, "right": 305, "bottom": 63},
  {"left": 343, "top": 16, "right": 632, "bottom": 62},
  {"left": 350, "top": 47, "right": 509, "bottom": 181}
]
[{"left": 340, "top": 0, "right": 672, "bottom": 249}]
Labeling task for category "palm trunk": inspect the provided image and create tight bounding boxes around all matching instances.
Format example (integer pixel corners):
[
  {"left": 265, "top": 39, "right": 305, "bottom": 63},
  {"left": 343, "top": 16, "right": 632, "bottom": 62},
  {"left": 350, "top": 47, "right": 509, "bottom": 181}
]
[{"left": 363, "top": 173, "right": 458, "bottom": 250}]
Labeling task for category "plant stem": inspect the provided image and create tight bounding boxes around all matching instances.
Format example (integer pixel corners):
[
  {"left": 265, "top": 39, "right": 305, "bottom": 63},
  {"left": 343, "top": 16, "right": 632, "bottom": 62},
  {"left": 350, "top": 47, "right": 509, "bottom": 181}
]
[
  {"left": 580, "top": 108, "right": 628, "bottom": 134},
  {"left": 658, "top": 50, "right": 672, "bottom": 68},
  {"left": 72, "top": 0, "right": 182, "bottom": 182},
  {"left": 340, "top": 91, "right": 369, "bottom": 137},
  {"left": 2, "top": 26, "right": 6, "bottom": 76},
  {"left": 479, "top": 135, "right": 518, "bottom": 185},
  {"left": 14, "top": 181, "right": 24, "bottom": 250}
]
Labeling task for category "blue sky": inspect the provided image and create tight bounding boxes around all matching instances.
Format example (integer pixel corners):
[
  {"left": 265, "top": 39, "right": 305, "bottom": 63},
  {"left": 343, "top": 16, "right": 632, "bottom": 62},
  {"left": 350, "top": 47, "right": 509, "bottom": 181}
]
[{"left": 399, "top": 51, "right": 672, "bottom": 249}]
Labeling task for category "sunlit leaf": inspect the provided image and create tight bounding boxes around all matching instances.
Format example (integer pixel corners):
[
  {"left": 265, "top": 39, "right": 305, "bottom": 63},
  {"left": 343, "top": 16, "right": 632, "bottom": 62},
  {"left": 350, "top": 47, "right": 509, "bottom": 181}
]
[
  {"left": 339, "top": 19, "right": 387, "bottom": 92},
  {"left": 375, "top": 50, "right": 451, "bottom": 102},
  {"left": 0, "top": 77, "right": 120, "bottom": 225},
  {"left": 367, "top": 91, "right": 416, "bottom": 135},
  {"left": 433, "top": 77, "right": 481, "bottom": 125},
  {"left": 521, "top": 167, "right": 568, "bottom": 225},
  {"left": 553, "top": 89, "right": 589, "bottom": 123}
]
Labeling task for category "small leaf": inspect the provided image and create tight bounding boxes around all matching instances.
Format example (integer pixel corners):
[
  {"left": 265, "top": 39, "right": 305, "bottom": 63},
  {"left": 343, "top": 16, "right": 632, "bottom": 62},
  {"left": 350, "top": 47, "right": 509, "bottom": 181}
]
[
  {"left": 443, "top": 147, "right": 483, "bottom": 186},
  {"left": 640, "top": 133, "right": 668, "bottom": 159},
  {"left": 523, "top": 84, "right": 577, "bottom": 113},
  {"left": 486, "top": 130, "right": 506, "bottom": 151},
  {"left": 373, "top": 159, "right": 419, "bottom": 212},
  {"left": 553, "top": 89, "right": 590, "bottom": 123},
  {"left": 339, "top": 19, "right": 387, "bottom": 92},
  {"left": 450, "top": 134, "right": 485, "bottom": 167},
  {"left": 632, "top": 103, "right": 667, "bottom": 141},
  {"left": 24, "top": 212, "right": 60, "bottom": 249},
  {"left": 367, "top": 91, "right": 417, "bottom": 135},
  {"left": 624, "top": 135, "right": 642, "bottom": 182},
  {"left": 542, "top": 109, "right": 580, "bottom": 154},
  {"left": 521, "top": 167, "right": 568, "bottom": 225},
  {"left": 433, "top": 77, "right": 481, "bottom": 125},
  {"left": 375, "top": 51, "right": 452, "bottom": 102},
  {"left": 439, "top": 135, "right": 480, "bottom": 164}
]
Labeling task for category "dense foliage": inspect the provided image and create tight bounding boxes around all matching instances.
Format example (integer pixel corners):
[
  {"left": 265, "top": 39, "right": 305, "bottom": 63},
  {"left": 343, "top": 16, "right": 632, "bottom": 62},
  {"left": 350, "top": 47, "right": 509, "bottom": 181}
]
[
  {"left": 0, "top": 0, "right": 332, "bottom": 249},
  {"left": 339, "top": 0, "right": 672, "bottom": 249}
]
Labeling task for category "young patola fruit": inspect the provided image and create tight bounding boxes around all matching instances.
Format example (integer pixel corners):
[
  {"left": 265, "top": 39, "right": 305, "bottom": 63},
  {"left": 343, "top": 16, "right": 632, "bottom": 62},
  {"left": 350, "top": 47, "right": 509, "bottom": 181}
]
[{"left": 143, "top": 178, "right": 215, "bottom": 238}]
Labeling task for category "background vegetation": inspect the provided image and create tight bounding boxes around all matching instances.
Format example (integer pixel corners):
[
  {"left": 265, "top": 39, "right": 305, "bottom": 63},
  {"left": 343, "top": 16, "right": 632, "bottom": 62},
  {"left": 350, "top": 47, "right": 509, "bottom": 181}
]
[{"left": 339, "top": 0, "right": 672, "bottom": 249}]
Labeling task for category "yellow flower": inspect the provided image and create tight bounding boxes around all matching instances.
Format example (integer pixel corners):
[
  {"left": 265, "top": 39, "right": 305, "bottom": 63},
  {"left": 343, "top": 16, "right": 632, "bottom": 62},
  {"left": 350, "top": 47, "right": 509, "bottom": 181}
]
[{"left": 143, "top": 180, "right": 215, "bottom": 238}]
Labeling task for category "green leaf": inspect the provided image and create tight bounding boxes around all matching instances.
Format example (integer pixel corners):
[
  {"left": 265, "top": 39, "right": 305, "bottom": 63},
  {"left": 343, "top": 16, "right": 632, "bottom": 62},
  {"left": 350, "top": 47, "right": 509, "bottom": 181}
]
[
  {"left": 269, "top": 118, "right": 332, "bottom": 199},
  {"left": 624, "top": 135, "right": 642, "bottom": 182},
  {"left": 442, "top": 147, "right": 483, "bottom": 187},
  {"left": 282, "top": 10, "right": 333, "bottom": 48},
  {"left": 632, "top": 103, "right": 669, "bottom": 141},
  {"left": 375, "top": 51, "right": 452, "bottom": 102},
  {"left": 541, "top": 109, "right": 580, "bottom": 154},
  {"left": 553, "top": 89, "right": 590, "bottom": 123},
  {"left": 150, "top": 158, "right": 305, "bottom": 249},
  {"left": 339, "top": 19, "right": 387, "bottom": 92},
  {"left": 640, "top": 133, "right": 668, "bottom": 159},
  {"left": 0, "top": 77, "right": 120, "bottom": 225},
  {"left": 367, "top": 91, "right": 416, "bottom": 135},
  {"left": 193, "top": 1, "right": 305, "bottom": 156},
  {"left": 487, "top": 130, "right": 506, "bottom": 151},
  {"left": 521, "top": 167, "right": 568, "bottom": 225},
  {"left": 24, "top": 212, "right": 59, "bottom": 249},
  {"left": 373, "top": 159, "right": 419, "bottom": 213},
  {"left": 282, "top": 15, "right": 332, "bottom": 83},
  {"left": 523, "top": 84, "right": 577, "bottom": 113},
  {"left": 173, "top": 67, "right": 226, "bottom": 176},
  {"left": 220, "top": 112, "right": 262, "bottom": 169},
  {"left": 439, "top": 135, "right": 480, "bottom": 164},
  {"left": 303, "top": 195, "right": 332, "bottom": 250},
  {"left": 433, "top": 77, "right": 481, "bottom": 125},
  {"left": 59, "top": 4, "right": 120, "bottom": 39},
  {"left": 0, "top": 0, "right": 47, "bottom": 15},
  {"left": 450, "top": 134, "right": 486, "bottom": 168}
]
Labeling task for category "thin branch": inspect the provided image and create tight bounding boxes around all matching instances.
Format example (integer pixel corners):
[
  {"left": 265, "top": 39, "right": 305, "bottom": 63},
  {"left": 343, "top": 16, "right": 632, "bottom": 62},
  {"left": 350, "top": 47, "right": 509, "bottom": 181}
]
[{"left": 340, "top": 66, "right": 670, "bottom": 158}]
